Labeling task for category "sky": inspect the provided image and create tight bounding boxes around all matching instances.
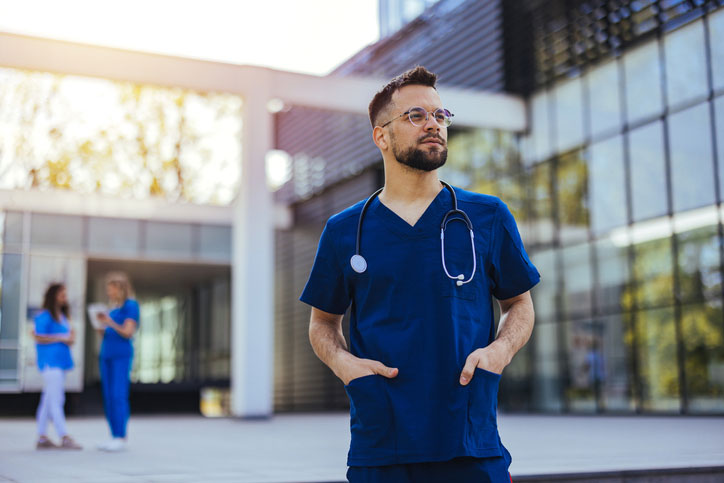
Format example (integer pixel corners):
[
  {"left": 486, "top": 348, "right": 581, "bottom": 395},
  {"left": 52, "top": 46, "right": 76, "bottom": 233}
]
[{"left": 0, "top": 0, "right": 380, "bottom": 76}]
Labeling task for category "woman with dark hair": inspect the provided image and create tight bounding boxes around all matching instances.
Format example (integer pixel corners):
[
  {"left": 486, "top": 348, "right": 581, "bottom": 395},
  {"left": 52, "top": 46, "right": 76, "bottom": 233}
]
[
  {"left": 33, "top": 283, "right": 82, "bottom": 450},
  {"left": 95, "top": 271, "right": 139, "bottom": 452}
]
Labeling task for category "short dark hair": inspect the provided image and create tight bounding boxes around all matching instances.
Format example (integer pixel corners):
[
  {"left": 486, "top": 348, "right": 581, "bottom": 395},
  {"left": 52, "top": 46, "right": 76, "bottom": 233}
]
[{"left": 368, "top": 66, "right": 438, "bottom": 127}]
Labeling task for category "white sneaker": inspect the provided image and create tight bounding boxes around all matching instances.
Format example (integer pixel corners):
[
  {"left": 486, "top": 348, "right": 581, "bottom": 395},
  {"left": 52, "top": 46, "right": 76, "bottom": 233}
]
[{"left": 97, "top": 438, "right": 126, "bottom": 452}]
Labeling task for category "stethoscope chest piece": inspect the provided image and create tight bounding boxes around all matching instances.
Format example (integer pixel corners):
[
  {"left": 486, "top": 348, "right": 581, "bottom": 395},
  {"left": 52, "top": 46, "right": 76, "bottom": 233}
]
[{"left": 350, "top": 254, "right": 368, "bottom": 274}]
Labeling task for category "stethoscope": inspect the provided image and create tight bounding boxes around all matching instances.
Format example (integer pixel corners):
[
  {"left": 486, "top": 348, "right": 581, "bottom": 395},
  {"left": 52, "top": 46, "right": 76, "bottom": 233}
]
[{"left": 349, "top": 181, "right": 477, "bottom": 287}]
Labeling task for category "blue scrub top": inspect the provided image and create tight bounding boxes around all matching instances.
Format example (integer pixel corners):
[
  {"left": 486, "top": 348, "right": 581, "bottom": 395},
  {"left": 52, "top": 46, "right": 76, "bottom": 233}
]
[
  {"left": 35, "top": 310, "right": 74, "bottom": 371},
  {"left": 300, "top": 186, "right": 540, "bottom": 466},
  {"left": 100, "top": 299, "right": 139, "bottom": 359}
]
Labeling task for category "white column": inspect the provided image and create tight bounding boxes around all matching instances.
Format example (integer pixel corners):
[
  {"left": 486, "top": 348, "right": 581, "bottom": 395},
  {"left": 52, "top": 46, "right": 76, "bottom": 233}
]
[{"left": 231, "top": 80, "right": 274, "bottom": 418}]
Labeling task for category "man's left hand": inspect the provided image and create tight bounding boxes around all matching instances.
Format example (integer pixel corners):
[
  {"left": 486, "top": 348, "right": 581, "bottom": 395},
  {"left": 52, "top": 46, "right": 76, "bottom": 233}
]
[{"left": 459, "top": 342, "right": 511, "bottom": 385}]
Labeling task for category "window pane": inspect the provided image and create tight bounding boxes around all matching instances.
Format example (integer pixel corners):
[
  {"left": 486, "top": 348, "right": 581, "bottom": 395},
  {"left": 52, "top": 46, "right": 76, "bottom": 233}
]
[
  {"left": 530, "top": 161, "right": 555, "bottom": 245},
  {"left": 682, "top": 300, "right": 724, "bottom": 412},
  {"left": 589, "top": 135, "right": 627, "bottom": 235},
  {"left": 561, "top": 243, "right": 593, "bottom": 318},
  {"left": 587, "top": 60, "right": 622, "bottom": 138},
  {"left": 531, "top": 322, "right": 563, "bottom": 412},
  {"left": 199, "top": 225, "right": 231, "bottom": 261},
  {"left": 635, "top": 307, "right": 680, "bottom": 412},
  {"left": 554, "top": 77, "right": 585, "bottom": 152},
  {"left": 624, "top": 42, "right": 664, "bottom": 124},
  {"left": 601, "top": 313, "right": 635, "bottom": 412},
  {"left": 145, "top": 221, "right": 193, "bottom": 259},
  {"left": 4, "top": 211, "right": 23, "bottom": 249},
  {"left": 0, "top": 348, "right": 18, "bottom": 371},
  {"left": 632, "top": 236, "right": 674, "bottom": 308},
  {"left": 557, "top": 150, "right": 589, "bottom": 245},
  {"left": 715, "top": 97, "right": 724, "bottom": 201},
  {"left": 711, "top": 9, "right": 724, "bottom": 91},
  {"left": 664, "top": 21, "right": 708, "bottom": 109},
  {"left": 88, "top": 217, "right": 141, "bottom": 256},
  {"left": 531, "top": 91, "right": 551, "bottom": 163},
  {"left": 0, "top": 253, "right": 22, "bottom": 341},
  {"left": 629, "top": 121, "right": 668, "bottom": 221},
  {"left": 668, "top": 103, "right": 715, "bottom": 212},
  {"left": 30, "top": 213, "right": 83, "bottom": 251},
  {"left": 677, "top": 224, "right": 722, "bottom": 303},
  {"left": 530, "top": 249, "right": 557, "bottom": 321},
  {"left": 564, "top": 319, "right": 598, "bottom": 412},
  {"left": 595, "top": 237, "right": 631, "bottom": 313}
]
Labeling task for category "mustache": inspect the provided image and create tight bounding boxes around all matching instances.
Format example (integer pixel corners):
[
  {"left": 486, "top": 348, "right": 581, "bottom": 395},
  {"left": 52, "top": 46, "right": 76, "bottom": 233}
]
[{"left": 419, "top": 134, "right": 445, "bottom": 145}]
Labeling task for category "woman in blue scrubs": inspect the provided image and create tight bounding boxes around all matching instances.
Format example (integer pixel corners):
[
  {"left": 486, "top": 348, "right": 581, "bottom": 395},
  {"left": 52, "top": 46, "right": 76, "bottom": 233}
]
[
  {"left": 33, "top": 283, "right": 83, "bottom": 450},
  {"left": 302, "top": 66, "right": 538, "bottom": 482},
  {"left": 95, "top": 271, "right": 139, "bottom": 452}
]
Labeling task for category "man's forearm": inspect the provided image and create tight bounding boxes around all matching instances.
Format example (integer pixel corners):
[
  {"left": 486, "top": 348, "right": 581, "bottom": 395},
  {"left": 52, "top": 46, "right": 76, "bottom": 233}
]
[
  {"left": 309, "top": 318, "right": 350, "bottom": 378},
  {"left": 493, "top": 295, "right": 535, "bottom": 365}
]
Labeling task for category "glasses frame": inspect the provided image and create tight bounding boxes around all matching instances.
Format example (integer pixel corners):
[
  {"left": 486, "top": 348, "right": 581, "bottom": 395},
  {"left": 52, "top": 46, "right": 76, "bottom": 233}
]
[{"left": 379, "top": 107, "right": 454, "bottom": 128}]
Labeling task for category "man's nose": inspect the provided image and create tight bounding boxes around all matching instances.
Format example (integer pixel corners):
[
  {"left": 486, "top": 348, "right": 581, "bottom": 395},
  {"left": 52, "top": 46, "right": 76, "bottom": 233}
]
[{"left": 423, "top": 114, "right": 440, "bottom": 132}]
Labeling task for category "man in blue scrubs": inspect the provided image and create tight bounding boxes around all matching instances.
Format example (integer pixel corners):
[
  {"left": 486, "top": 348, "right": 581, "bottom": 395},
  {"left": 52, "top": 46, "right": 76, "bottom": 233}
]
[{"left": 300, "top": 66, "right": 539, "bottom": 482}]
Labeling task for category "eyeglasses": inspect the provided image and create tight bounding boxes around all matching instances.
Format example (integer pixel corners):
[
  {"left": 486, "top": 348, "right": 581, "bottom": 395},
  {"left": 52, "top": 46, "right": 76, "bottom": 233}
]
[{"left": 379, "top": 107, "right": 454, "bottom": 128}]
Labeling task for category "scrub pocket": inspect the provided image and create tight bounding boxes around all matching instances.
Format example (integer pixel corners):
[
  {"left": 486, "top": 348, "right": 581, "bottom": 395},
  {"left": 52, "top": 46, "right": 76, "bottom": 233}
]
[
  {"left": 345, "top": 374, "right": 395, "bottom": 458},
  {"left": 466, "top": 368, "right": 502, "bottom": 453},
  {"left": 441, "top": 251, "right": 484, "bottom": 301}
]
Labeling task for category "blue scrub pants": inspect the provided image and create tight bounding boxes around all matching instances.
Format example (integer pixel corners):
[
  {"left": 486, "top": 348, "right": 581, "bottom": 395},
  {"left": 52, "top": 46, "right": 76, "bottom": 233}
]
[
  {"left": 347, "top": 456, "right": 513, "bottom": 483},
  {"left": 100, "top": 356, "right": 132, "bottom": 438}
]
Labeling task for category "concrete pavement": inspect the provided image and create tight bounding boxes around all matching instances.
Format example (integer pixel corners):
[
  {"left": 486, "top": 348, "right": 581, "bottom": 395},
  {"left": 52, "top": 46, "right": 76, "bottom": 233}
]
[{"left": 1, "top": 413, "right": 723, "bottom": 482}]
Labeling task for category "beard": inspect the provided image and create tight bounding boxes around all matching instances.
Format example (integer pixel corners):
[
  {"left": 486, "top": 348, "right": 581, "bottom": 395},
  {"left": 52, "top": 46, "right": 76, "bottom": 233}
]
[{"left": 391, "top": 135, "right": 448, "bottom": 172}]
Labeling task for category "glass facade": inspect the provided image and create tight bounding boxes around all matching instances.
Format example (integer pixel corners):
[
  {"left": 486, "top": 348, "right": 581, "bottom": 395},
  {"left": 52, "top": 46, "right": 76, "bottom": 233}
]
[{"left": 444, "top": 12, "right": 724, "bottom": 414}]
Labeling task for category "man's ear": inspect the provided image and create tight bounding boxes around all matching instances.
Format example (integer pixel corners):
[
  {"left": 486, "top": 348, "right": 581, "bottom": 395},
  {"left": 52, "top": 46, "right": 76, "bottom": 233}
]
[{"left": 372, "top": 126, "right": 389, "bottom": 151}]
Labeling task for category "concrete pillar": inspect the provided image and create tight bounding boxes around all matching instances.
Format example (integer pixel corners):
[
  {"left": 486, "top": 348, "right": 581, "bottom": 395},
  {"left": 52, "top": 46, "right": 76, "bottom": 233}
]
[{"left": 231, "top": 78, "right": 274, "bottom": 418}]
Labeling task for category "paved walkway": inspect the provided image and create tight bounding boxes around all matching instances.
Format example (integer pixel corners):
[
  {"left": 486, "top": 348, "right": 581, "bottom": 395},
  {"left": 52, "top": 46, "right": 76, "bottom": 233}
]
[{"left": 1, "top": 413, "right": 723, "bottom": 482}]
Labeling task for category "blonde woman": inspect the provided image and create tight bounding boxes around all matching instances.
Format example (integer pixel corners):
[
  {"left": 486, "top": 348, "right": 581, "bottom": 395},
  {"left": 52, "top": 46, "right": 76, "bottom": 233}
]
[{"left": 95, "top": 272, "right": 139, "bottom": 452}]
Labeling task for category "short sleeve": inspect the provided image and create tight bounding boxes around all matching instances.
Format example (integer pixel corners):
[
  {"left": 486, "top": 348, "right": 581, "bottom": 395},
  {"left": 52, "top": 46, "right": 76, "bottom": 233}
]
[
  {"left": 123, "top": 300, "right": 140, "bottom": 324},
  {"left": 489, "top": 200, "right": 540, "bottom": 300},
  {"left": 299, "top": 221, "right": 351, "bottom": 315},
  {"left": 34, "top": 311, "right": 51, "bottom": 335}
]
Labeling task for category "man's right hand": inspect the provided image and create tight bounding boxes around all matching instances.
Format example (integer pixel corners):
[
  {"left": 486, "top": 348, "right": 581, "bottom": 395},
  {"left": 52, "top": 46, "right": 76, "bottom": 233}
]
[{"left": 337, "top": 355, "right": 398, "bottom": 386}]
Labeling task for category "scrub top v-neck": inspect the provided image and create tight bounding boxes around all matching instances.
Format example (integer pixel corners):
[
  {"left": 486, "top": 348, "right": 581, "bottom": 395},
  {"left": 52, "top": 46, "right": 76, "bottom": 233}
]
[{"left": 300, "top": 186, "right": 540, "bottom": 466}]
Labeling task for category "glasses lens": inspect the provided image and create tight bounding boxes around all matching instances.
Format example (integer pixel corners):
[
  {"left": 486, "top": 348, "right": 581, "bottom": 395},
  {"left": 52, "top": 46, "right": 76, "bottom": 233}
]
[
  {"left": 407, "top": 107, "right": 427, "bottom": 126},
  {"left": 434, "top": 108, "right": 452, "bottom": 127}
]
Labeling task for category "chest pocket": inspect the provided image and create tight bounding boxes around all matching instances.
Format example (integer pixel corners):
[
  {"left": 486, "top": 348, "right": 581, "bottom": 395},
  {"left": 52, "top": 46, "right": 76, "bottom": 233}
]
[{"left": 439, "top": 221, "right": 486, "bottom": 301}]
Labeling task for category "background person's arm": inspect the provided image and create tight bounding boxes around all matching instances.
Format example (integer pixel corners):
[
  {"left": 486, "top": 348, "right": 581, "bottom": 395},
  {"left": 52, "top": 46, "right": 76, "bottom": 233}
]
[
  {"left": 309, "top": 307, "right": 398, "bottom": 385},
  {"left": 459, "top": 290, "right": 535, "bottom": 384},
  {"left": 97, "top": 313, "right": 137, "bottom": 339}
]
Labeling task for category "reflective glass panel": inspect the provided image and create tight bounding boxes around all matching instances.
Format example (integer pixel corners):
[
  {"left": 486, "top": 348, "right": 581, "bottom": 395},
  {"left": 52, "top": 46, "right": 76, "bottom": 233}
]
[
  {"left": 600, "top": 313, "right": 635, "bottom": 412},
  {"left": 531, "top": 322, "right": 564, "bottom": 412},
  {"left": 144, "top": 221, "right": 193, "bottom": 259},
  {"left": 0, "top": 348, "right": 18, "bottom": 371},
  {"left": 715, "top": 97, "right": 724, "bottom": 201},
  {"left": 0, "top": 253, "right": 22, "bottom": 341},
  {"left": 531, "top": 91, "right": 551, "bottom": 163},
  {"left": 711, "top": 9, "right": 724, "bottom": 91},
  {"left": 557, "top": 150, "right": 589, "bottom": 245},
  {"left": 632, "top": 236, "right": 674, "bottom": 308},
  {"left": 4, "top": 211, "right": 23, "bottom": 250},
  {"left": 624, "top": 42, "right": 664, "bottom": 124},
  {"left": 595, "top": 237, "right": 631, "bottom": 313},
  {"left": 530, "top": 249, "right": 557, "bottom": 321},
  {"left": 677, "top": 225, "right": 722, "bottom": 303},
  {"left": 629, "top": 121, "right": 668, "bottom": 221},
  {"left": 635, "top": 307, "right": 680, "bottom": 412},
  {"left": 88, "top": 217, "right": 140, "bottom": 256},
  {"left": 668, "top": 103, "right": 715, "bottom": 212},
  {"left": 30, "top": 213, "right": 83, "bottom": 251},
  {"left": 588, "top": 135, "right": 627, "bottom": 235},
  {"left": 564, "top": 319, "right": 599, "bottom": 412},
  {"left": 530, "top": 162, "right": 555, "bottom": 245},
  {"left": 199, "top": 225, "right": 232, "bottom": 262},
  {"left": 664, "top": 21, "right": 708, "bottom": 109},
  {"left": 682, "top": 299, "right": 724, "bottom": 412},
  {"left": 561, "top": 243, "right": 593, "bottom": 318},
  {"left": 554, "top": 77, "right": 585, "bottom": 152},
  {"left": 587, "top": 60, "right": 622, "bottom": 139}
]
